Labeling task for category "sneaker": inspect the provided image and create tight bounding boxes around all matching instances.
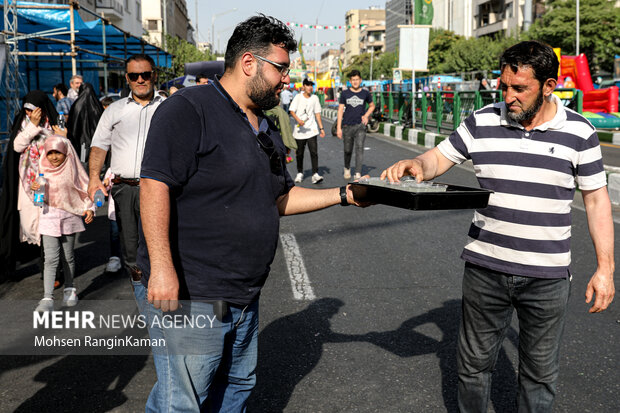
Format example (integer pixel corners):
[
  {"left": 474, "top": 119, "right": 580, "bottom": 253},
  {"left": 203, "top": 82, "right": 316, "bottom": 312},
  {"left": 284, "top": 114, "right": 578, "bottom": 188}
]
[
  {"left": 294, "top": 173, "right": 304, "bottom": 183},
  {"left": 105, "top": 256, "right": 121, "bottom": 273},
  {"left": 343, "top": 168, "right": 351, "bottom": 179},
  {"left": 311, "top": 173, "right": 324, "bottom": 184},
  {"left": 354, "top": 173, "right": 361, "bottom": 180},
  {"left": 35, "top": 298, "right": 54, "bottom": 313},
  {"left": 63, "top": 288, "right": 78, "bottom": 307}
]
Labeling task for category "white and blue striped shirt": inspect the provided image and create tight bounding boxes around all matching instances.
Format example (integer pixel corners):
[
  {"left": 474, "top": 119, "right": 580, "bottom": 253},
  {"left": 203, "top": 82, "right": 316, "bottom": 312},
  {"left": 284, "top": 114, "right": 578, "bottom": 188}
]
[{"left": 438, "top": 94, "right": 606, "bottom": 278}]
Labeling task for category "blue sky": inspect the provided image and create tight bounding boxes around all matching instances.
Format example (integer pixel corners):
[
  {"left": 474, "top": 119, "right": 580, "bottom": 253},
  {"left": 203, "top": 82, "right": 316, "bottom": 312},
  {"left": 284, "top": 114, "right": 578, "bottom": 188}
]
[{"left": 188, "top": 0, "right": 385, "bottom": 58}]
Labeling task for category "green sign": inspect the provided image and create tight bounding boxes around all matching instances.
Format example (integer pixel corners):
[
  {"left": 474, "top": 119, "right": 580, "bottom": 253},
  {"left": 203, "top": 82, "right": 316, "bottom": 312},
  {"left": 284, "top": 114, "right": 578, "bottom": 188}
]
[{"left": 415, "top": 0, "right": 434, "bottom": 25}]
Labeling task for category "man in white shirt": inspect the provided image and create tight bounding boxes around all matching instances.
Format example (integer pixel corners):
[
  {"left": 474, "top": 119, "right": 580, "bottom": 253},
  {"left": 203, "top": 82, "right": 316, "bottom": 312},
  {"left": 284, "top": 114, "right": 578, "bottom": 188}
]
[
  {"left": 289, "top": 79, "right": 325, "bottom": 184},
  {"left": 67, "top": 74, "right": 83, "bottom": 101},
  {"left": 280, "top": 85, "right": 293, "bottom": 112},
  {"left": 88, "top": 54, "right": 164, "bottom": 278}
]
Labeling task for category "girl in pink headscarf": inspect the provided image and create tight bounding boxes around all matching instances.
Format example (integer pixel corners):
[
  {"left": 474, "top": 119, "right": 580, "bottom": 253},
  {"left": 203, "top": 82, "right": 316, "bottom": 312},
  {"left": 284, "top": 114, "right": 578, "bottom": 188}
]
[{"left": 32, "top": 135, "right": 94, "bottom": 312}]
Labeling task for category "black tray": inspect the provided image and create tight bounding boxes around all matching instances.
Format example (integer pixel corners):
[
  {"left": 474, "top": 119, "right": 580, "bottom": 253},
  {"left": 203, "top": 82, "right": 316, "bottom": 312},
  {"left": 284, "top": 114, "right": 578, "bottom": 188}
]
[{"left": 350, "top": 181, "right": 493, "bottom": 211}]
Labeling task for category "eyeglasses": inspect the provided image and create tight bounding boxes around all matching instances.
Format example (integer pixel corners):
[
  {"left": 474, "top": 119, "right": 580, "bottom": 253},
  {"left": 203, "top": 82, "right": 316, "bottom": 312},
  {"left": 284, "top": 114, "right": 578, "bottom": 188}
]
[
  {"left": 254, "top": 55, "right": 290, "bottom": 77},
  {"left": 127, "top": 71, "right": 154, "bottom": 82},
  {"left": 256, "top": 132, "right": 283, "bottom": 174}
]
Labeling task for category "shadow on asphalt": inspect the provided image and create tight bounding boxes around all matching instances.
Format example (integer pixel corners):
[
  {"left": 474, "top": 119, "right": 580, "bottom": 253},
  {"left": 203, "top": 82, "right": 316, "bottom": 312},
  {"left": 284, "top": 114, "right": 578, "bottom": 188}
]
[
  {"left": 248, "top": 298, "right": 520, "bottom": 413},
  {"left": 3, "top": 353, "right": 148, "bottom": 412}
]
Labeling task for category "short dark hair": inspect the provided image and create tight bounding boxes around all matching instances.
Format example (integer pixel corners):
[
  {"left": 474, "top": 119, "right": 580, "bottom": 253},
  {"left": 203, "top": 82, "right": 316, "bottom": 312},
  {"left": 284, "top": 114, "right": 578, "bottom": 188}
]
[
  {"left": 100, "top": 96, "right": 115, "bottom": 108},
  {"left": 499, "top": 41, "right": 558, "bottom": 86},
  {"left": 126, "top": 54, "right": 156, "bottom": 72},
  {"left": 54, "top": 83, "right": 68, "bottom": 96},
  {"left": 195, "top": 74, "right": 208, "bottom": 83},
  {"left": 348, "top": 70, "right": 362, "bottom": 79},
  {"left": 224, "top": 14, "right": 296, "bottom": 72}
]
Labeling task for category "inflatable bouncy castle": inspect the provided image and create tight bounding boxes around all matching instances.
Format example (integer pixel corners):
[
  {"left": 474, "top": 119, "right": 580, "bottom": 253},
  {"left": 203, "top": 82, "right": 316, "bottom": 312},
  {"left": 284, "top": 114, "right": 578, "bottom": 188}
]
[{"left": 558, "top": 53, "right": 620, "bottom": 128}]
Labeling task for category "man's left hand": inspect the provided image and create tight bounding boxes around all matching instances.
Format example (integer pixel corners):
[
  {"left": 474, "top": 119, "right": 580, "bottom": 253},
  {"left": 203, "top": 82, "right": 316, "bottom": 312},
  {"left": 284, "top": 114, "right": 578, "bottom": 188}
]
[
  {"left": 361, "top": 115, "right": 369, "bottom": 125},
  {"left": 585, "top": 270, "right": 615, "bottom": 313}
]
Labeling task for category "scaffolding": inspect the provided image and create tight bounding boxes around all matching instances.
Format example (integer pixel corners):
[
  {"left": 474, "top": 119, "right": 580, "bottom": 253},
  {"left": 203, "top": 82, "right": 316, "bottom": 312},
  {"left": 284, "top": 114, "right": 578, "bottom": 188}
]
[{"left": 0, "top": 0, "right": 173, "bottom": 170}]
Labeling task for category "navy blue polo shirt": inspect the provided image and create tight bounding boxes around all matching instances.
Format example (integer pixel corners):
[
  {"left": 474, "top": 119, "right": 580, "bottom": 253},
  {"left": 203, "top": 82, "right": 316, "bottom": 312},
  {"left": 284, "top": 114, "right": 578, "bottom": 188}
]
[
  {"left": 137, "top": 78, "right": 294, "bottom": 305},
  {"left": 339, "top": 88, "right": 373, "bottom": 125}
]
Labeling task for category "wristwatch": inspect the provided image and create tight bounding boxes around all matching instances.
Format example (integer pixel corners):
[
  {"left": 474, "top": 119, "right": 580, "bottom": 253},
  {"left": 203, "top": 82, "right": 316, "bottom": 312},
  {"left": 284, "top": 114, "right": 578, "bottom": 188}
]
[{"left": 340, "top": 186, "right": 349, "bottom": 206}]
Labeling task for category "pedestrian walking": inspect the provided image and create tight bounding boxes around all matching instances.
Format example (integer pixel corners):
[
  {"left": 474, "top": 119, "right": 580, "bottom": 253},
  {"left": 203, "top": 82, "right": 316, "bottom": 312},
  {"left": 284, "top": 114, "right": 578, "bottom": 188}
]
[
  {"left": 67, "top": 74, "right": 83, "bottom": 101},
  {"left": 289, "top": 78, "right": 325, "bottom": 184},
  {"left": 52, "top": 83, "right": 73, "bottom": 122},
  {"left": 0, "top": 91, "right": 63, "bottom": 279},
  {"left": 67, "top": 82, "right": 104, "bottom": 163},
  {"left": 336, "top": 69, "right": 375, "bottom": 180},
  {"left": 33, "top": 136, "right": 94, "bottom": 312},
  {"left": 88, "top": 54, "right": 164, "bottom": 279},
  {"left": 280, "top": 84, "right": 293, "bottom": 112},
  {"left": 136, "top": 14, "right": 366, "bottom": 412},
  {"left": 381, "top": 41, "right": 615, "bottom": 413}
]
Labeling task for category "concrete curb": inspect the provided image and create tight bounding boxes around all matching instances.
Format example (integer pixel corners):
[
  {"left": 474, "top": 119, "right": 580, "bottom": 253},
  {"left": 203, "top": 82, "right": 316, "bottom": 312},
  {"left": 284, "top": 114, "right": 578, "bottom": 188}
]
[{"left": 321, "top": 110, "right": 620, "bottom": 205}]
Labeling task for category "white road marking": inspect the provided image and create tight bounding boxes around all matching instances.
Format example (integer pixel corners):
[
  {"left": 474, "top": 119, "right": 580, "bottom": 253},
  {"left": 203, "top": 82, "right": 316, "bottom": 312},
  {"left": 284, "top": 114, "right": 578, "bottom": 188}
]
[{"left": 279, "top": 233, "right": 316, "bottom": 300}]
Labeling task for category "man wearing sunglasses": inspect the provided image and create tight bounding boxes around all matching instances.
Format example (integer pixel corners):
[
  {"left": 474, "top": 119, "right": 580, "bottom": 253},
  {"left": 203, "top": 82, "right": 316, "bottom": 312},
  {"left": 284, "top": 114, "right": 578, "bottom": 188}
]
[
  {"left": 136, "top": 14, "right": 367, "bottom": 412},
  {"left": 88, "top": 54, "right": 164, "bottom": 281}
]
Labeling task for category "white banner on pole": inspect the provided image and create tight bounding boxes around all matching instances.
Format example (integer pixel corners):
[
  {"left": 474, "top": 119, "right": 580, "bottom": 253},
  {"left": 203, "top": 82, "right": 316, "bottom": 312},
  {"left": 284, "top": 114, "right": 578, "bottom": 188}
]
[{"left": 398, "top": 25, "right": 430, "bottom": 71}]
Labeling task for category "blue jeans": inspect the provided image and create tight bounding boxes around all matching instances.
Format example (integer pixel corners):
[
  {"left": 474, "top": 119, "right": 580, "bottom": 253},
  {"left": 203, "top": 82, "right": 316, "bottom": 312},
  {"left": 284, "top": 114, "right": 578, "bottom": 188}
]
[
  {"left": 132, "top": 280, "right": 259, "bottom": 413},
  {"left": 457, "top": 263, "right": 570, "bottom": 413}
]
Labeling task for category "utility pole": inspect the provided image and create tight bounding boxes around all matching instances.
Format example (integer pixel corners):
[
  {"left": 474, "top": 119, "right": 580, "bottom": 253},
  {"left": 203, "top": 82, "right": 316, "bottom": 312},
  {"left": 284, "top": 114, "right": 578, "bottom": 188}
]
[{"left": 576, "top": 0, "right": 580, "bottom": 55}]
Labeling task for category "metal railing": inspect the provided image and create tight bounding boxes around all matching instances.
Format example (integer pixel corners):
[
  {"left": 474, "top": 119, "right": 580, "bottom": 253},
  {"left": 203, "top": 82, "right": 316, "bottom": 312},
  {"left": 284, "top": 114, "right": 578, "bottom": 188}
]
[{"left": 363, "top": 88, "right": 583, "bottom": 133}]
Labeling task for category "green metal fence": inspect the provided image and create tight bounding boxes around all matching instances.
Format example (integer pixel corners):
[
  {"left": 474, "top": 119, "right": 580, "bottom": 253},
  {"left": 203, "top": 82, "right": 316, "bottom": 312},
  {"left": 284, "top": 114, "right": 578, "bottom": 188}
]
[{"left": 363, "top": 88, "right": 583, "bottom": 133}]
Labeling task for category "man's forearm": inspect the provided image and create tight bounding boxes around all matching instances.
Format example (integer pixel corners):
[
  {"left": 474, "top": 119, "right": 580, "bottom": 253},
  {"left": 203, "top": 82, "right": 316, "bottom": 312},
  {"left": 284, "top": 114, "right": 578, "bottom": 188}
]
[
  {"left": 278, "top": 186, "right": 340, "bottom": 216},
  {"left": 88, "top": 147, "right": 108, "bottom": 181},
  {"left": 364, "top": 103, "right": 375, "bottom": 118},
  {"left": 140, "top": 178, "right": 175, "bottom": 271},
  {"left": 315, "top": 113, "right": 324, "bottom": 130},
  {"left": 583, "top": 188, "right": 615, "bottom": 273},
  {"left": 337, "top": 105, "right": 344, "bottom": 129}
]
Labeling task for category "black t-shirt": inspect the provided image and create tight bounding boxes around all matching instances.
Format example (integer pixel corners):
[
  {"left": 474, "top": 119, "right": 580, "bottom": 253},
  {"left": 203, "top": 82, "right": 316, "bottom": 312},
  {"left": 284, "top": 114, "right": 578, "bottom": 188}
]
[
  {"left": 137, "top": 78, "right": 294, "bottom": 305},
  {"left": 339, "top": 88, "right": 373, "bottom": 125}
]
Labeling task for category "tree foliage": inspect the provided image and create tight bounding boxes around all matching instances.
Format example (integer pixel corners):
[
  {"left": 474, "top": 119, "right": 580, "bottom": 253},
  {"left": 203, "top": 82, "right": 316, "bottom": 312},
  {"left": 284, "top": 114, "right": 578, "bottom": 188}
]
[
  {"left": 165, "top": 35, "right": 214, "bottom": 78},
  {"left": 525, "top": 0, "right": 620, "bottom": 73},
  {"left": 427, "top": 29, "right": 462, "bottom": 73},
  {"left": 344, "top": 51, "right": 399, "bottom": 80},
  {"left": 431, "top": 33, "right": 518, "bottom": 74}
]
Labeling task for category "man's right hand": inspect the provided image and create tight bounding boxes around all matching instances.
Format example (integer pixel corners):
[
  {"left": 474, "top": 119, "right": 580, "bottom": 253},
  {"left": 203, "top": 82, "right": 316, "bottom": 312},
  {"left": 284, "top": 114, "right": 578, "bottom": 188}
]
[
  {"left": 148, "top": 267, "right": 180, "bottom": 312},
  {"left": 337, "top": 128, "right": 343, "bottom": 139},
  {"left": 87, "top": 178, "right": 108, "bottom": 200},
  {"left": 380, "top": 159, "right": 424, "bottom": 183}
]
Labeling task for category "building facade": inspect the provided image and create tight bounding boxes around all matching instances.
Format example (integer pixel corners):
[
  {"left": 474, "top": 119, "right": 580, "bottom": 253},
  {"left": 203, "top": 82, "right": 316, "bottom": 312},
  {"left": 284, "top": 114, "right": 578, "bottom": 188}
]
[
  {"left": 97, "top": 0, "right": 143, "bottom": 38},
  {"left": 432, "top": 0, "right": 474, "bottom": 37},
  {"left": 385, "top": 0, "right": 412, "bottom": 53},
  {"left": 142, "top": 0, "right": 194, "bottom": 48},
  {"left": 344, "top": 7, "right": 385, "bottom": 66},
  {"left": 318, "top": 49, "right": 341, "bottom": 80}
]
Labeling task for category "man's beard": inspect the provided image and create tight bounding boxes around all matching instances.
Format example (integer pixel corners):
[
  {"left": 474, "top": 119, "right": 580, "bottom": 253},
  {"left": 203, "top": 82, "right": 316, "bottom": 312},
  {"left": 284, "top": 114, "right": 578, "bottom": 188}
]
[
  {"left": 507, "top": 89, "right": 544, "bottom": 122},
  {"left": 131, "top": 85, "right": 154, "bottom": 100},
  {"left": 248, "top": 70, "right": 281, "bottom": 110}
]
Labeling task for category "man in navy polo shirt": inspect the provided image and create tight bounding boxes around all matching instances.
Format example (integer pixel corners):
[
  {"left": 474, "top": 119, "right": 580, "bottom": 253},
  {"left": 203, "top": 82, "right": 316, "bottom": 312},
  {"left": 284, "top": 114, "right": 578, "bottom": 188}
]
[
  {"left": 336, "top": 69, "right": 375, "bottom": 180},
  {"left": 136, "top": 15, "right": 365, "bottom": 412},
  {"left": 382, "top": 41, "right": 614, "bottom": 412}
]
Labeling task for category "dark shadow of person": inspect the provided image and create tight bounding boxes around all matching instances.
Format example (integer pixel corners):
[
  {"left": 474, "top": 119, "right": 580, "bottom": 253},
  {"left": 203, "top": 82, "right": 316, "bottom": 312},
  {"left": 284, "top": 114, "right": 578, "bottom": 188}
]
[
  {"left": 245, "top": 297, "right": 361, "bottom": 412},
  {"left": 363, "top": 299, "right": 518, "bottom": 413},
  {"left": 13, "top": 327, "right": 149, "bottom": 413}
]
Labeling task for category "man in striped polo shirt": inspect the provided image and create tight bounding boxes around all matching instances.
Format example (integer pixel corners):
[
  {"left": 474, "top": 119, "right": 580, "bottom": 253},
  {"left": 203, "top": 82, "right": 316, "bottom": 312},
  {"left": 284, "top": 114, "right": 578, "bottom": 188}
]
[{"left": 382, "top": 41, "right": 615, "bottom": 412}]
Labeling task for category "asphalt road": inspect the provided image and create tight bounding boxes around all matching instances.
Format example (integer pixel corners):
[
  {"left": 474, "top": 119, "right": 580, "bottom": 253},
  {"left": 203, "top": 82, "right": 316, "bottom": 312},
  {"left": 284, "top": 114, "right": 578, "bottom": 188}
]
[{"left": 0, "top": 120, "right": 618, "bottom": 412}]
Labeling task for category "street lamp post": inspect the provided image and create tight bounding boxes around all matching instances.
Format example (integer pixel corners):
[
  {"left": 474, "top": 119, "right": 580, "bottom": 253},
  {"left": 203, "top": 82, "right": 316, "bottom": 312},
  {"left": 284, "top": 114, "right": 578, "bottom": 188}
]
[{"left": 212, "top": 8, "right": 237, "bottom": 54}]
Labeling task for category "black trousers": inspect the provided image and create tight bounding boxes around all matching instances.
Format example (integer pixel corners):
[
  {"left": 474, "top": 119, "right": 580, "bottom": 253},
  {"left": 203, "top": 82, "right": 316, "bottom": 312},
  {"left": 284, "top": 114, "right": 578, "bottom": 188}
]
[
  {"left": 295, "top": 135, "right": 319, "bottom": 174},
  {"left": 111, "top": 183, "right": 140, "bottom": 272}
]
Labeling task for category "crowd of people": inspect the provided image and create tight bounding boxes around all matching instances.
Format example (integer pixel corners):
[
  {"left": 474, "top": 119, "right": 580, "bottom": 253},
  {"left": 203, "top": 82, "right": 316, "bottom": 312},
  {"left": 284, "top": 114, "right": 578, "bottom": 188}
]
[{"left": 0, "top": 13, "right": 615, "bottom": 413}]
